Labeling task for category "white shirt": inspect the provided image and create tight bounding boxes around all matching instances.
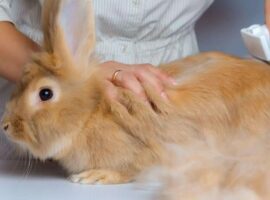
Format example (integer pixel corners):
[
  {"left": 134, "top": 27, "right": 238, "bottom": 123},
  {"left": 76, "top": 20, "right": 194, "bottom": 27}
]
[
  {"left": 0, "top": 0, "right": 213, "bottom": 156},
  {"left": 0, "top": 0, "right": 213, "bottom": 65}
]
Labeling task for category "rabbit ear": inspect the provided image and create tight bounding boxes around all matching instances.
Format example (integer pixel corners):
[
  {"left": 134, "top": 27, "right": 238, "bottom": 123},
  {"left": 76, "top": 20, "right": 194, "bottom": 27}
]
[{"left": 42, "top": 0, "right": 95, "bottom": 70}]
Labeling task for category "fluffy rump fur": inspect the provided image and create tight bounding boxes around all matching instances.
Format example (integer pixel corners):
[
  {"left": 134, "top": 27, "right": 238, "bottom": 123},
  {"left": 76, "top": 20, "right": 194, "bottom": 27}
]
[{"left": 144, "top": 133, "right": 270, "bottom": 200}]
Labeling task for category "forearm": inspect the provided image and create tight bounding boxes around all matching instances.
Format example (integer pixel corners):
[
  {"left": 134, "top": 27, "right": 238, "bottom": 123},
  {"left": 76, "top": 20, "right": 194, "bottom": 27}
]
[
  {"left": 265, "top": 0, "right": 270, "bottom": 28},
  {"left": 0, "top": 22, "right": 40, "bottom": 82}
]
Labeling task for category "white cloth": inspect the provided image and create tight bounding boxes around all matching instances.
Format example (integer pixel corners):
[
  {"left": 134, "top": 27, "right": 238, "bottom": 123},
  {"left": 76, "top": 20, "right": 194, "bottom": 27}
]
[
  {"left": 0, "top": 0, "right": 213, "bottom": 158},
  {"left": 0, "top": 0, "right": 213, "bottom": 65}
]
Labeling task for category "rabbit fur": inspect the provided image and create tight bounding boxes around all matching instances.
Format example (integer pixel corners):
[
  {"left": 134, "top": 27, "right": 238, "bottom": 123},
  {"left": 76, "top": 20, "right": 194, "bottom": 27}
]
[{"left": 1, "top": 0, "right": 270, "bottom": 198}]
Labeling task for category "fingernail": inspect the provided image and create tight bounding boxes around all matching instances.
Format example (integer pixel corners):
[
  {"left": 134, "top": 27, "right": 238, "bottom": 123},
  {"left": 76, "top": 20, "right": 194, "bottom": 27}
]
[
  {"left": 142, "top": 97, "right": 149, "bottom": 104},
  {"left": 144, "top": 100, "right": 151, "bottom": 107},
  {"left": 161, "top": 92, "right": 168, "bottom": 100},
  {"left": 169, "top": 78, "right": 177, "bottom": 85}
]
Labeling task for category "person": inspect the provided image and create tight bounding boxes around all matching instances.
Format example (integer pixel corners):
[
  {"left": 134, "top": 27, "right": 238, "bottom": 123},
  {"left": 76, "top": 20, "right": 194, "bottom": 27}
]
[
  {"left": 266, "top": 0, "right": 270, "bottom": 29},
  {"left": 0, "top": 0, "right": 217, "bottom": 100},
  {"left": 0, "top": 1, "right": 268, "bottom": 124}
]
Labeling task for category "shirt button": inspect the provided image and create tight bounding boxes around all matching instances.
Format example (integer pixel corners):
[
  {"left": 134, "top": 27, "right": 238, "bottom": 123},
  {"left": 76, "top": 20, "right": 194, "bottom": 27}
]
[
  {"left": 132, "top": 0, "right": 140, "bottom": 6},
  {"left": 122, "top": 44, "right": 127, "bottom": 53}
]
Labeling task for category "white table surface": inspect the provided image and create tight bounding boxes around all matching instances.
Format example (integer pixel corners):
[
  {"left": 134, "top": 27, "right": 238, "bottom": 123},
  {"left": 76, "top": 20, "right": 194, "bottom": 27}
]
[{"left": 0, "top": 161, "right": 156, "bottom": 200}]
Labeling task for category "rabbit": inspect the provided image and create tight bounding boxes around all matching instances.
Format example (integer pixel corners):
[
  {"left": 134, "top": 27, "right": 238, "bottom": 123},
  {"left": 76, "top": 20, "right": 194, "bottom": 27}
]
[
  {"left": 0, "top": 0, "right": 195, "bottom": 184},
  {"left": 1, "top": 1, "right": 270, "bottom": 197}
]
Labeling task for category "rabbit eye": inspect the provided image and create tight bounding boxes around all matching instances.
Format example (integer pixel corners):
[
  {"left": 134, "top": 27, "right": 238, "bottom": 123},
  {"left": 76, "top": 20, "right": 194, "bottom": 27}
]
[{"left": 39, "top": 88, "right": 53, "bottom": 101}]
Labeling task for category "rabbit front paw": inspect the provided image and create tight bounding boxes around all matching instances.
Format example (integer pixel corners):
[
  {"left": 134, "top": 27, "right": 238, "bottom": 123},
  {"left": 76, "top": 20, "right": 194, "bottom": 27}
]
[{"left": 69, "top": 169, "right": 131, "bottom": 185}]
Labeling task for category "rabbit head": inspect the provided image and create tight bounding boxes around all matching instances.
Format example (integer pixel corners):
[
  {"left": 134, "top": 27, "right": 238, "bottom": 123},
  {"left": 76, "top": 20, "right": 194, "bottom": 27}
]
[{"left": 1, "top": 0, "right": 98, "bottom": 160}]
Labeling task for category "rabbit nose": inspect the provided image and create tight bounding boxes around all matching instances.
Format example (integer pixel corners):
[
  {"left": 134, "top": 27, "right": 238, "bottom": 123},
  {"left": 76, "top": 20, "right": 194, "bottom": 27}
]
[
  {"left": 1, "top": 116, "right": 10, "bottom": 131},
  {"left": 2, "top": 122, "right": 10, "bottom": 131},
  {"left": 2, "top": 123, "right": 10, "bottom": 131},
  {"left": 1, "top": 112, "right": 12, "bottom": 132}
]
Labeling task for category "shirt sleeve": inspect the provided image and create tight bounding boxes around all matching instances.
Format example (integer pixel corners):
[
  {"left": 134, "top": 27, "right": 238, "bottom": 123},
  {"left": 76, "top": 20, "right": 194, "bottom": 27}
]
[{"left": 0, "top": 0, "right": 13, "bottom": 22}]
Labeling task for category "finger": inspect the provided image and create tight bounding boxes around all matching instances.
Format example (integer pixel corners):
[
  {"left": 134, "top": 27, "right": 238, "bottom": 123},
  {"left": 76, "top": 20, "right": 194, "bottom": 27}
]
[
  {"left": 103, "top": 80, "right": 118, "bottom": 100},
  {"left": 115, "top": 71, "right": 148, "bottom": 102},
  {"left": 134, "top": 67, "right": 169, "bottom": 101},
  {"left": 146, "top": 65, "right": 177, "bottom": 86},
  {"left": 266, "top": 0, "right": 270, "bottom": 29}
]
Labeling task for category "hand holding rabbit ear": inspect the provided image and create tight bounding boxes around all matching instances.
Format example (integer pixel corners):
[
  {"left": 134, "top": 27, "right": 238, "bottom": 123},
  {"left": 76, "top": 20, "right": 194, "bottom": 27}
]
[{"left": 97, "top": 61, "right": 176, "bottom": 102}]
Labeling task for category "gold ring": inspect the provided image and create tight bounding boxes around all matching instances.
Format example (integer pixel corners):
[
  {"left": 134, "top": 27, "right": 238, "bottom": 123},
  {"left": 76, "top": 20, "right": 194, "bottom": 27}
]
[{"left": 112, "top": 70, "right": 122, "bottom": 82}]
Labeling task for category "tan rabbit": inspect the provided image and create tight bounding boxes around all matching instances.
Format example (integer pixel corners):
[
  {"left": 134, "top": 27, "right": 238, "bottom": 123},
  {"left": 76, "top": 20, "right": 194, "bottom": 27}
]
[{"left": 1, "top": 0, "right": 270, "bottom": 198}]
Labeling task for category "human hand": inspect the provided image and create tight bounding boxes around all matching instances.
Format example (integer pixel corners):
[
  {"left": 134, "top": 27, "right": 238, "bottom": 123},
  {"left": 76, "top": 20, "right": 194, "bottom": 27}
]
[
  {"left": 97, "top": 61, "right": 176, "bottom": 102},
  {"left": 265, "top": 0, "right": 270, "bottom": 30}
]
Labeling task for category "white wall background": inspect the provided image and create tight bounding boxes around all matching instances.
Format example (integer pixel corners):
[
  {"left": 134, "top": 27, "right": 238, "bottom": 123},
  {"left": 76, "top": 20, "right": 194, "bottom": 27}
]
[{"left": 196, "top": 0, "right": 264, "bottom": 56}]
